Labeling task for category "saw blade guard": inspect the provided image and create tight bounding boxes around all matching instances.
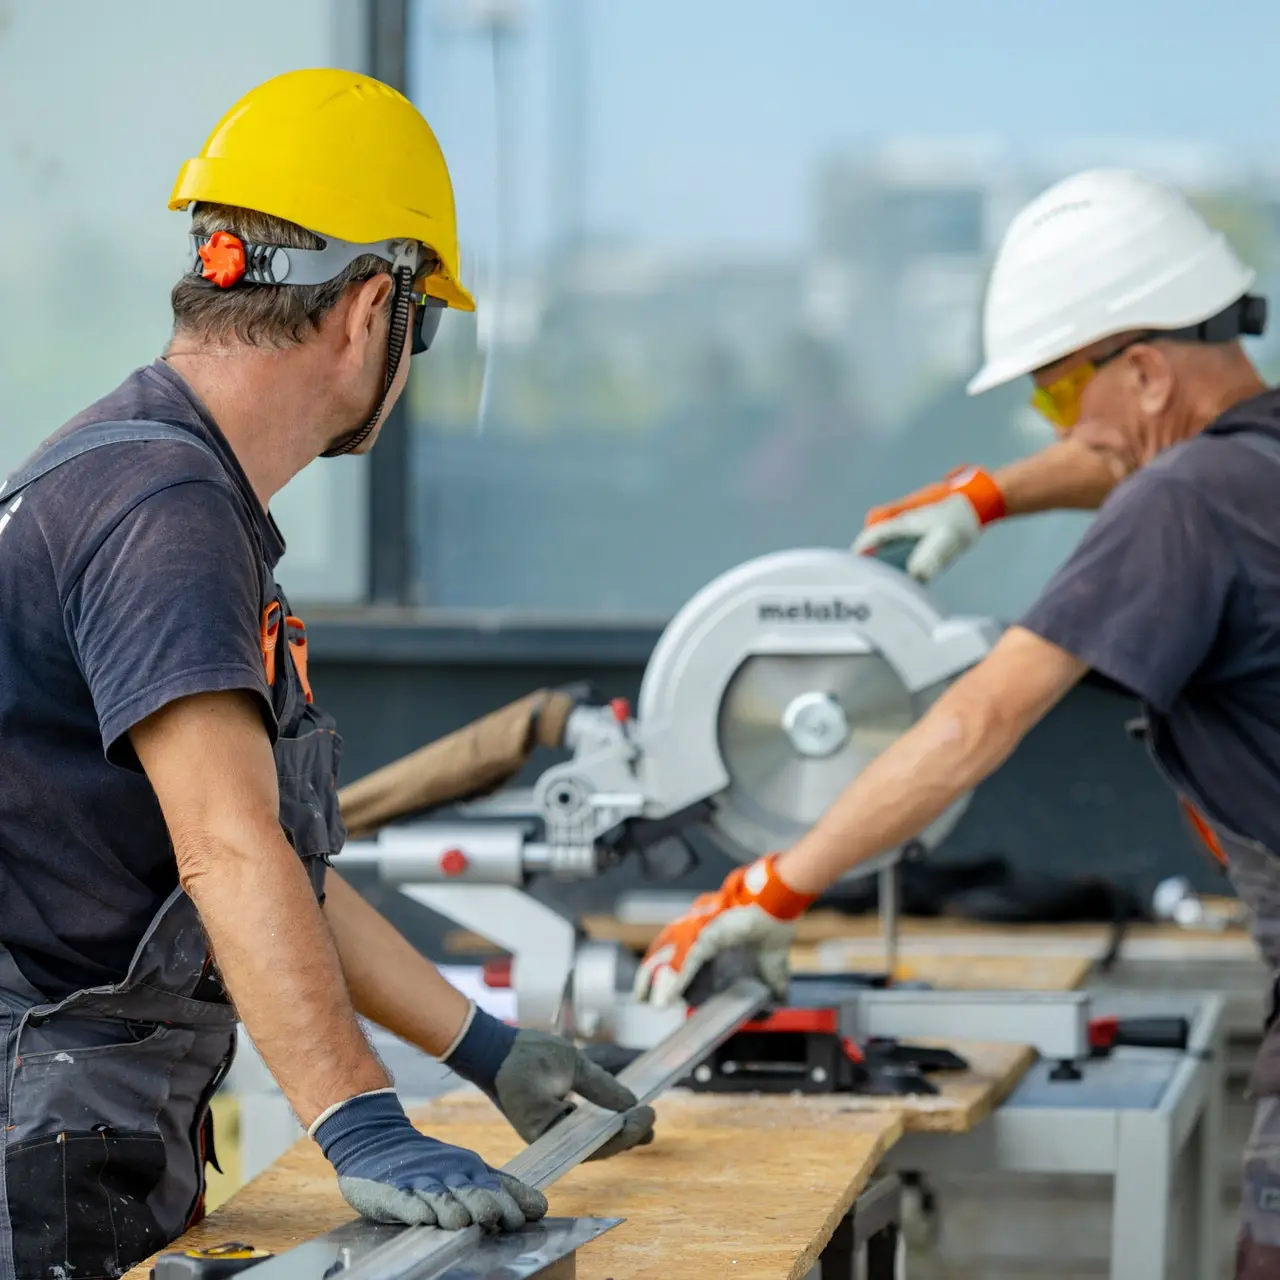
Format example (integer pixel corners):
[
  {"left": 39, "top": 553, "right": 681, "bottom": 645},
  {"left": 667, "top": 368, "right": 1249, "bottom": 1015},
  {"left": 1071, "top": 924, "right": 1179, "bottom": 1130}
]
[{"left": 635, "top": 549, "right": 999, "bottom": 864}]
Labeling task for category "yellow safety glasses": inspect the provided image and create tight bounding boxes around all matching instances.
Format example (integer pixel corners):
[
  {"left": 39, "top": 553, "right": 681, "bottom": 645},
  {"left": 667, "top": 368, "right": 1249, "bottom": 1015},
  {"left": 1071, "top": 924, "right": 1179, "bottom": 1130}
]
[
  {"left": 1031, "top": 363, "right": 1099, "bottom": 434},
  {"left": 1030, "top": 334, "right": 1153, "bottom": 433}
]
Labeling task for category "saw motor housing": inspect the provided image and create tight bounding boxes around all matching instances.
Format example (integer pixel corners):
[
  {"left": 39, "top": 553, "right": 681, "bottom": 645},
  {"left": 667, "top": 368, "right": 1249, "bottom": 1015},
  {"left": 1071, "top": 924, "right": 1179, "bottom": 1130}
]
[{"left": 540, "top": 547, "right": 998, "bottom": 867}]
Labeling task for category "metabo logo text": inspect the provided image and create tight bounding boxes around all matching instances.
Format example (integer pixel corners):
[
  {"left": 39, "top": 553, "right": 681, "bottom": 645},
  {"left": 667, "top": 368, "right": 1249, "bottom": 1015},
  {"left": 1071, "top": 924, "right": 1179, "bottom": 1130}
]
[{"left": 758, "top": 598, "right": 870, "bottom": 623}]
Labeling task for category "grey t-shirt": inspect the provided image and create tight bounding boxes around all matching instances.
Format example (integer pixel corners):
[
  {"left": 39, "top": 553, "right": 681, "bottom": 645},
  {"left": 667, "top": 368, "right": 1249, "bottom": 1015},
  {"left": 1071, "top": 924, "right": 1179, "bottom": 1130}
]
[
  {"left": 0, "top": 359, "right": 282, "bottom": 999},
  {"left": 1020, "top": 388, "right": 1280, "bottom": 849}
]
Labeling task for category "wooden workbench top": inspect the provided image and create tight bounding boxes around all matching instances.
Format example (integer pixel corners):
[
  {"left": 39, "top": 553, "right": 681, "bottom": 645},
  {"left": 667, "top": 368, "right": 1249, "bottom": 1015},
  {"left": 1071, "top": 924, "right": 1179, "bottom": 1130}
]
[
  {"left": 127, "top": 1094, "right": 904, "bottom": 1280},
  {"left": 572, "top": 909, "right": 1252, "bottom": 954},
  {"left": 790, "top": 948, "right": 1095, "bottom": 992},
  {"left": 129, "top": 1039, "right": 1030, "bottom": 1280}
]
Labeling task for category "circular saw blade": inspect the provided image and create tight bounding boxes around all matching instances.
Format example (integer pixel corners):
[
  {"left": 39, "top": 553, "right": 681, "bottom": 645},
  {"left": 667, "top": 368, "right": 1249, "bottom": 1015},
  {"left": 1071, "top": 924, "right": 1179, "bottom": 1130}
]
[{"left": 711, "top": 651, "right": 915, "bottom": 859}]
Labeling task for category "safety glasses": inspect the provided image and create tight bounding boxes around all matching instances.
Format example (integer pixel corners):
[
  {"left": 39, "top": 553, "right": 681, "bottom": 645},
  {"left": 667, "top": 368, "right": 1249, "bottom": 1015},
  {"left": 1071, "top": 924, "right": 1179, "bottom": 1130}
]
[
  {"left": 1030, "top": 334, "right": 1154, "bottom": 432},
  {"left": 411, "top": 295, "right": 447, "bottom": 356}
]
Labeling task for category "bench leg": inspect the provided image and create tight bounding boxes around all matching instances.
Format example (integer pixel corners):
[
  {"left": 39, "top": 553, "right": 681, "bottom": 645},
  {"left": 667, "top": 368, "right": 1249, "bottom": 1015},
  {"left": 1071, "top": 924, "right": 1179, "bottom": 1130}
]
[
  {"left": 818, "top": 1175, "right": 903, "bottom": 1280},
  {"left": 866, "top": 1222, "right": 900, "bottom": 1280},
  {"left": 818, "top": 1211, "right": 855, "bottom": 1279}
]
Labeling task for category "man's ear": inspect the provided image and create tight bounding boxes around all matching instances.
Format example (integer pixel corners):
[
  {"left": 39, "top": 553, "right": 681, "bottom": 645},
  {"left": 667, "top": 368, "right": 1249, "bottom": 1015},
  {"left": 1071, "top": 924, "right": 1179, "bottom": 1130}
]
[
  {"left": 345, "top": 274, "right": 396, "bottom": 349},
  {"left": 1129, "top": 343, "right": 1175, "bottom": 415}
]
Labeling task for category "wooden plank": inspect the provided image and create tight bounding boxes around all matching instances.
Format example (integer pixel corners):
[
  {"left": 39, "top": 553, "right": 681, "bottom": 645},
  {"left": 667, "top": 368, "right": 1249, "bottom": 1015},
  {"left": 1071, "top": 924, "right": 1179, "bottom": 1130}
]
[
  {"left": 444, "top": 924, "right": 1092, "bottom": 992},
  {"left": 789, "top": 947, "right": 1094, "bottom": 992},
  {"left": 572, "top": 911, "right": 1252, "bottom": 952},
  {"left": 126, "top": 1093, "right": 906, "bottom": 1280},
  {"left": 833, "top": 1040, "right": 1035, "bottom": 1133}
]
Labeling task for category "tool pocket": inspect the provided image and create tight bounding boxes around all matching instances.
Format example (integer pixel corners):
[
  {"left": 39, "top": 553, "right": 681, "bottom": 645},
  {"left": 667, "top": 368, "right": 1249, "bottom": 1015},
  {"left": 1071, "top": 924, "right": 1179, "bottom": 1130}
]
[
  {"left": 7, "top": 1128, "right": 167, "bottom": 1279},
  {"left": 275, "top": 713, "right": 346, "bottom": 874},
  {"left": 262, "top": 586, "right": 346, "bottom": 891},
  {"left": 7, "top": 1017, "right": 188, "bottom": 1145}
]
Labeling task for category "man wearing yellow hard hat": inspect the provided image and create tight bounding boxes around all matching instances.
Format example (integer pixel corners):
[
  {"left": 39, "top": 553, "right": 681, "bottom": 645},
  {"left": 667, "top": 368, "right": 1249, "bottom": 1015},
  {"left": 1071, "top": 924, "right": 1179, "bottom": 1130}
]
[{"left": 0, "top": 68, "right": 652, "bottom": 1277}]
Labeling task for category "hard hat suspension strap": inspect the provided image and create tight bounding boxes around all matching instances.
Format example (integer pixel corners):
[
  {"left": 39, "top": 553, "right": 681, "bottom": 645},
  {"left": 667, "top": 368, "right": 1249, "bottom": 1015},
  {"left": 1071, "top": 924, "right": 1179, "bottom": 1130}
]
[{"left": 321, "top": 261, "right": 415, "bottom": 458}]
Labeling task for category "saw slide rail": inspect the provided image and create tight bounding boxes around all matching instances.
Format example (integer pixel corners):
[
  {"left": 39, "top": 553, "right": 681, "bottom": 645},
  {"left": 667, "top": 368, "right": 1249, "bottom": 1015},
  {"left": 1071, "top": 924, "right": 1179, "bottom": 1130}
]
[{"left": 231, "top": 979, "right": 770, "bottom": 1280}]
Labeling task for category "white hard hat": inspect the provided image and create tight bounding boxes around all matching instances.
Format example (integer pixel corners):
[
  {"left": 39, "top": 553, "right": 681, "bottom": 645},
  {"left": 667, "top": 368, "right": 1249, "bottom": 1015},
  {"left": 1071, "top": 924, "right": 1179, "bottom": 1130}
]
[{"left": 968, "top": 168, "right": 1258, "bottom": 396}]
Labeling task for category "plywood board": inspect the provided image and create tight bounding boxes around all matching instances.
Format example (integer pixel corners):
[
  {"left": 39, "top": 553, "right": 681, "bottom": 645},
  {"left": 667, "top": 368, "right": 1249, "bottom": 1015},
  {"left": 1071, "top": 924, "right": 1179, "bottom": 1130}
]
[
  {"left": 445, "top": 911, "right": 1257, "bottom": 972},
  {"left": 788, "top": 947, "right": 1094, "bottom": 992},
  {"left": 126, "top": 1093, "right": 905, "bottom": 1280},
  {"left": 830, "top": 1039, "right": 1036, "bottom": 1133},
  {"left": 444, "top": 923, "right": 1092, "bottom": 992},
  {"left": 570, "top": 910, "right": 1252, "bottom": 952}
]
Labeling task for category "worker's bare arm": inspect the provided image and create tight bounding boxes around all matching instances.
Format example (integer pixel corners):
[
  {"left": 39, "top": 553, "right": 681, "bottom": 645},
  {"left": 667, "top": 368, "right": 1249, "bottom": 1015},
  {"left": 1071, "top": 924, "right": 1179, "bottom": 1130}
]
[
  {"left": 994, "top": 435, "right": 1129, "bottom": 516},
  {"left": 777, "top": 627, "right": 1088, "bottom": 895},
  {"left": 130, "top": 690, "right": 388, "bottom": 1127},
  {"left": 323, "top": 872, "right": 471, "bottom": 1056}
]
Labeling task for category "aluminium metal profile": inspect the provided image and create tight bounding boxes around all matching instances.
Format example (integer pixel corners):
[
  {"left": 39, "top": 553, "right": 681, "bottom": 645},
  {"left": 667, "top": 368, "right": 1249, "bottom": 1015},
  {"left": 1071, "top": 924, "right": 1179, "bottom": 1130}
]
[
  {"left": 252, "top": 978, "right": 771, "bottom": 1280},
  {"left": 505, "top": 975, "right": 770, "bottom": 1188}
]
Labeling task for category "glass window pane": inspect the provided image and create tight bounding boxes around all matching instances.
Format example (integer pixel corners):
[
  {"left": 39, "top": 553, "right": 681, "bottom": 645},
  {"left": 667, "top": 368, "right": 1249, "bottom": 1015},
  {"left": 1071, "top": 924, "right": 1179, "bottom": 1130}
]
[
  {"left": 406, "top": 0, "right": 1280, "bottom": 620},
  {"left": 0, "top": 1, "right": 368, "bottom": 605}
]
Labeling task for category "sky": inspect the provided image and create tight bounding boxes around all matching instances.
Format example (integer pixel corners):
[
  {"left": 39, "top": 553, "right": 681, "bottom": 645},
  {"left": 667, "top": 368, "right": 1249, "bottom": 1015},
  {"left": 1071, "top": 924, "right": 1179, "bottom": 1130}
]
[{"left": 413, "top": 0, "right": 1280, "bottom": 262}]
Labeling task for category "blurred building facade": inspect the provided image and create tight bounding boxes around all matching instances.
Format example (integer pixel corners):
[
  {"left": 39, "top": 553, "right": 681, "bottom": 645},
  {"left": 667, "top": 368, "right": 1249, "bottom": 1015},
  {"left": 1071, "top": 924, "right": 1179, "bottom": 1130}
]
[
  {"left": 410, "top": 133, "right": 1280, "bottom": 619},
  {"left": 6, "top": 2, "right": 1280, "bottom": 622}
]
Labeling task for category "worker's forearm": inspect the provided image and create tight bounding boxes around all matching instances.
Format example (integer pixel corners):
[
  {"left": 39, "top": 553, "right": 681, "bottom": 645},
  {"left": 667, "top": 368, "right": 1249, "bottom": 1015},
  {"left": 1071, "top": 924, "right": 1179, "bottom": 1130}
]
[
  {"left": 776, "top": 693, "right": 1020, "bottom": 896},
  {"left": 323, "top": 872, "right": 471, "bottom": 1057},
  {"left": 180, "top": 837, "right": 389, "bottom": 1128},
  {"left": 993, "top": 437, "right": 1127, "bottom": 517}
]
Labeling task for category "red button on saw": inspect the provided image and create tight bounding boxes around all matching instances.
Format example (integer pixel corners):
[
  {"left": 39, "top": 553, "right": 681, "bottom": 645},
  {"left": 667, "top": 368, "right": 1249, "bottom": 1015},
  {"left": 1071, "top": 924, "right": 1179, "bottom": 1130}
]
[{"left": 439, "top": 847, "right": 469, "bottom": 876}]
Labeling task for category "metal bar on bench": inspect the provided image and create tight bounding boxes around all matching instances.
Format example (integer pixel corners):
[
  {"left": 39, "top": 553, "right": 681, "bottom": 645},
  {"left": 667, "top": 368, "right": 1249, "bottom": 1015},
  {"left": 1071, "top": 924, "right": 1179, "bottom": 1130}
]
[
  {"left": 508, "top": 976, "right": 771, "bottom": 1188},
  {"left": 254, "top": 978, "right": 771, "bottom": 1280},
  {"left": 841, "top": 989, "right": 1091, "bottom": 1061}
]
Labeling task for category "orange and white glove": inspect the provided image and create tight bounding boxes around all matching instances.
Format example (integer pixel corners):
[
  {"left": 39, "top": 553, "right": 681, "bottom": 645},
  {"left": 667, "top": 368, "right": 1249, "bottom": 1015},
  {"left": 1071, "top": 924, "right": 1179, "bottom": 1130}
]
[
  {"left": 632, "top": 855, "right": 817, "bottom": 1008},
  {"left": 852, "top": 465, "right": 1006, "bottom": 582}
]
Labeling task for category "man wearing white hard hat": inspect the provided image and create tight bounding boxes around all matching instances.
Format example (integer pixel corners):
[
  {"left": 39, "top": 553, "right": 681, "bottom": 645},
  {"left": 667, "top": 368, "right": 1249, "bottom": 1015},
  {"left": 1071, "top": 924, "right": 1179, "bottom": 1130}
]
[
  {"left": 634, "top": 169, "right": 1280, "bottom": 1274},
  {"left": 853, "top": 166, "right": 1265, "bottom": 579}
]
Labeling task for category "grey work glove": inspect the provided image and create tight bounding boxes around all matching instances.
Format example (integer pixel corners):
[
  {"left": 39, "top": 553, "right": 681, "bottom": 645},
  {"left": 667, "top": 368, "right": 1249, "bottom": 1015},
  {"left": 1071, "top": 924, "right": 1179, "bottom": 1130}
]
[
  {"left": 311, "top": 1088, "right": 548, "bottom": 1230},
  {"left": 444, "top": 1005, "right": 656, "bottom": 1161}
]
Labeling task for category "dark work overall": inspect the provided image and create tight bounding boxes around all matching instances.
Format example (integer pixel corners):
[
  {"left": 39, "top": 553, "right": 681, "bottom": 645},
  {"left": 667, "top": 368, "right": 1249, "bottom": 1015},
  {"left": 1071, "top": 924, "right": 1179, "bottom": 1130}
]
[
  {"left": 0, "top": 422, "right": 346, "bottom": 1280},
  {"left": 1130, "top": 427, "right": 1280, "bottom": 1278},
  {"left": 1154, "top": 754, "right": 1280, "bottom": 1278}
]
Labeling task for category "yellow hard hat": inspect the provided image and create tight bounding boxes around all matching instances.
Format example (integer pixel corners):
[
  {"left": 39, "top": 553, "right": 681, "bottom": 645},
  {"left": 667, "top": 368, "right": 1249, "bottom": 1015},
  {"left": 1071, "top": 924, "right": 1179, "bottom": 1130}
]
[{"left": 169, "top": 67, "right": 473, "bottom": 312}]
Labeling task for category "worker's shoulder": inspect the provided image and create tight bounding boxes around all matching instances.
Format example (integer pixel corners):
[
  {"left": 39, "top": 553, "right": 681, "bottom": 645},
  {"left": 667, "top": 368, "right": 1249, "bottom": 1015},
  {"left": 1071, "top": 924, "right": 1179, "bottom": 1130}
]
[
  {"left": 1122, "top": 391, "right": 1280, "bottom": 499},
  {"left": 11, "top": 370, "right": 261, "bottom": 586},
  {"left": 23, "top": 421, "right": 235, "bottom": 539},
  {"left": 29, "top": 365, "right": 237, "bottom": 510}
]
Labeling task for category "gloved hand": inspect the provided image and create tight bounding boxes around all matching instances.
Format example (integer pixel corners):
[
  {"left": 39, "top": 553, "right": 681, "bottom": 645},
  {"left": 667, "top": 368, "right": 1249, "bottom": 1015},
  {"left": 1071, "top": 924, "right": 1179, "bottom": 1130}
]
[
  {"left": 633, "top": 854, "right": 817, "bottom": 1007},
  {"left": 443, "top": 1006, "right": 656, "bottom": 1161},
  {"left": 852, "top": 465, "right": 1006, "bottom": 582},
  {"left": 311, "top": 1088, "right": 548, "bottom": 1230}
]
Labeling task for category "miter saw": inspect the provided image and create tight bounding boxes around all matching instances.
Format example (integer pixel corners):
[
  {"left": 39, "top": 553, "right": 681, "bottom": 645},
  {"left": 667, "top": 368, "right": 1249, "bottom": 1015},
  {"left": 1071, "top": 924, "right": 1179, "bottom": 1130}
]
[{"left": 340, "top": 546, "right": 1009, "bottom": 1048}]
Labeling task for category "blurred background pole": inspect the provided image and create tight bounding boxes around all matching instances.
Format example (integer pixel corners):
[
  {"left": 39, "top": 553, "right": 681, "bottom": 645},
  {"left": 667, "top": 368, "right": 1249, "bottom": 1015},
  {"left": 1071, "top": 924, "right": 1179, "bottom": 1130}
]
[
  {"left": 367, "top": 0, "right": 414, "bottom": 604},
  {"left": 439, "top": 0, "right": 525, "bottom": 434},
  {"left": 550, "top": 0, "right": 586, "bottom": 267}
]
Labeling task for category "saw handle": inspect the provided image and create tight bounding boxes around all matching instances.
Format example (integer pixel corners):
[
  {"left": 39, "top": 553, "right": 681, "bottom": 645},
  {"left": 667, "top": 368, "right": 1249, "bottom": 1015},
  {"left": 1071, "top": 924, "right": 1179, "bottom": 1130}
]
[
  {"left": 682, "top": 946, "right": 764, "bottom": 1008},
  {"left": 1089, "top": 1015, "right": 1190, "bottom": 1055},
  {"left": 865, "top": 537, "right": 919, "bottom": 574}
]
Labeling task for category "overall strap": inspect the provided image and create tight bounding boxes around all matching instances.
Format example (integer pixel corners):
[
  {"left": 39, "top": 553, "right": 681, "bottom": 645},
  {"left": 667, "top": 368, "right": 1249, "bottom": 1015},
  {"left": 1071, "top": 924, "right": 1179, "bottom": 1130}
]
[{"left": 0, "top": 419, "right": 219, "bottom": 503}]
